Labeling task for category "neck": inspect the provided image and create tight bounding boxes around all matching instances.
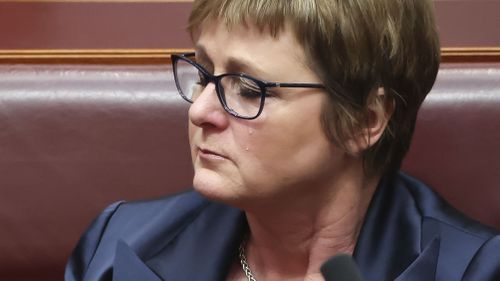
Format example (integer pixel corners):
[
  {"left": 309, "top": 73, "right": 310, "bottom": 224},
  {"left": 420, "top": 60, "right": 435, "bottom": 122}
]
[{"left": 240, "top": 168, "right": 379, "bottom": 280}]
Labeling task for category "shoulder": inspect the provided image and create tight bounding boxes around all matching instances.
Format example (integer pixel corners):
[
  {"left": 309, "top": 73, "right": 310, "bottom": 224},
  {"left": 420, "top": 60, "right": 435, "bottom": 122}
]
[
  {"left": 395, "top": 173, "right": 500, "bottom": 280},
  {"left": 65, "top": 190, "right": 237, "bottom": 280},
  {"left": 396, "top": 172, "right": 498, "bottom": 239},
  {"left": 84, "top": 190, "right": 213, "bottom": 243},
  {"left": 108, "top": 190, "right": 211, "bottom": 229}
]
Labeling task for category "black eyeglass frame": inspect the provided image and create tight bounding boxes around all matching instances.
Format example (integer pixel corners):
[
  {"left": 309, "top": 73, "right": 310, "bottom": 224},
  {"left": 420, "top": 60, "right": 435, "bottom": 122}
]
[{"left": 171, "top": 52, "right": 325, "bottom": 120}]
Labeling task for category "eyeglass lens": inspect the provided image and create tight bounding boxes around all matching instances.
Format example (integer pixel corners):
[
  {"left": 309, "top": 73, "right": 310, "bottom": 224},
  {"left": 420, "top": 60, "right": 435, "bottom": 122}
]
[{"left": 174, "top": 58, "right": 263, "bottom": 119}]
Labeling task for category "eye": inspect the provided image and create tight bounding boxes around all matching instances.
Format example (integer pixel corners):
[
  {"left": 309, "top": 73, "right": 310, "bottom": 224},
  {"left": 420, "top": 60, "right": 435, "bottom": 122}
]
[
  {"left": 237, "top": 78, "right": 262, "bottom": 99},
  {"left": 239, "top": 88, "right": 261, "bottom": 99},
  {"left": 196, "top": 71, "right": 208, "bottom": 86}
]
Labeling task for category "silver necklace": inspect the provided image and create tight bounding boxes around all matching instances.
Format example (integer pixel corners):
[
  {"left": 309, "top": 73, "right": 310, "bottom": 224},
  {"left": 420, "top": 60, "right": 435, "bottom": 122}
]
[{"left": 239, "top": 238, "right": 258, "bottom": 281}]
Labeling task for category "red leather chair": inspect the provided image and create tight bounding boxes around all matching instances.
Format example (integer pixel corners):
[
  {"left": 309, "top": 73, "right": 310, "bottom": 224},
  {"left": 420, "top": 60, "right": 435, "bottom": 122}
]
[
  {"left": 0, "top": 64, "right": 193, "bottom": 281},
  {"left": 0, "top": 62, "right": 499, "bottom": 281},
  {"left": 402, "top": 63, "right": 500, "bottom": 231}
]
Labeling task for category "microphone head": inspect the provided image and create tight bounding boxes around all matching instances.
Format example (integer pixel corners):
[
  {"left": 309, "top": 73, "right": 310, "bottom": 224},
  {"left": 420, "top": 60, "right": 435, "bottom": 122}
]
[{"left": 320, "top": 254, "right": 363, "bottom": 281}]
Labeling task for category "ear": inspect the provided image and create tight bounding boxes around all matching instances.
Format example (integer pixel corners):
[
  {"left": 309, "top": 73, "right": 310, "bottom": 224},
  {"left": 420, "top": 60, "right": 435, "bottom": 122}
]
[{"left": 346, "top": 87, "right": 395, "bottom": 154}]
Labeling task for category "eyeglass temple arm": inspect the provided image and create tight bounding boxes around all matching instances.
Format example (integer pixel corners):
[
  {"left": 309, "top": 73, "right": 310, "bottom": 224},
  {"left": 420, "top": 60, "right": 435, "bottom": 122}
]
[
  {"left": 267, "top": 81, "right": 350, "bottom": 99},
  {"left": 269, "top": 82, "right": 325, "bottom": 89},
  {"left": 180, "top": 52, "right": 196, "bottom": 58}
]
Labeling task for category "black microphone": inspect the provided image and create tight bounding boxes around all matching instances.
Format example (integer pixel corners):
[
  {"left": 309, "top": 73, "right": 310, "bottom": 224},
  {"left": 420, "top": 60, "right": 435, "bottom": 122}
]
[{"left": 320, "top": 254, "right": 363, "bottom": 281}]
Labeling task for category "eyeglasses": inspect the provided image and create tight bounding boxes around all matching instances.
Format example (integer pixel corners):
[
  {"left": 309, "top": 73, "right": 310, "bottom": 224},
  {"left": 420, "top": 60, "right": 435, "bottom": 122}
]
[{"left": 171, "top": 52, "right": 325, "bottom": 120}]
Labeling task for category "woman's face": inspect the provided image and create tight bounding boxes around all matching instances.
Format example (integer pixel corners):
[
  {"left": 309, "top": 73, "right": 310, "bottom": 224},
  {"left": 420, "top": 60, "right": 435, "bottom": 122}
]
[{"left": 189, "top": 20, "right": 346, "bottom": 206}]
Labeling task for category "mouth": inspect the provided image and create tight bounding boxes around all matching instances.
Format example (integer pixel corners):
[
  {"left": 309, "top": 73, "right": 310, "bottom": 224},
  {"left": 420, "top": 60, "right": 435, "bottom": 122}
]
[{"left": 197, "top": 147, "right": 228, "bottom": 161}]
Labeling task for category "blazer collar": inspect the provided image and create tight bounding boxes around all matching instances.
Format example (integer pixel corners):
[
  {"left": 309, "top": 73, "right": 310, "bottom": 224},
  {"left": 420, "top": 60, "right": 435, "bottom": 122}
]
[
  {"left": 113, "top": 175, "right": 441, "bottom": 281},
  {"left": 354, "top": 175, "right": 440, "bottom": 281}
]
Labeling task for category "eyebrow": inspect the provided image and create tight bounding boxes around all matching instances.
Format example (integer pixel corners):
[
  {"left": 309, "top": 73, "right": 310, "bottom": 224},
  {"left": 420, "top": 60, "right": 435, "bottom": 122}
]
[
  {"left": 194, "top": 43, "right": 269, "bottom": 80},
  {"left": 193, "top": 45, "right": 213, "bottom": 70},
  {"left": 225, "top": 58, "right": 265, "bottom": 78}
]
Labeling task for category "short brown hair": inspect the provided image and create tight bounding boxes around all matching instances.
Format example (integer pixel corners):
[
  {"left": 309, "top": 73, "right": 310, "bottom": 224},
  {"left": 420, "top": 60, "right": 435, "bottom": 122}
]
[{"left": 188, "top": 0, "right": 440, "bottom": 176}]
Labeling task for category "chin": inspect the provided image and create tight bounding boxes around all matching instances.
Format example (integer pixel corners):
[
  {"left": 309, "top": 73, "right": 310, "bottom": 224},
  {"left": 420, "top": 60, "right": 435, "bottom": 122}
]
[{"left": 192, "top": 168, "right": 243, "bottom": 205}]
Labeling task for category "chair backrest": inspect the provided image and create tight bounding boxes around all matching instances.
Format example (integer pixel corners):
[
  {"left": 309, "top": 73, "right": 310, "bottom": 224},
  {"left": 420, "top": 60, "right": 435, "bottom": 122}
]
[
  {"left": 402, "top": 63, "right": 500, "bottom": 230},
  {"left": 0, "top": 62, "right": 499, "bottom": 281},
  {"left": 0, "top": 64, "right": 192, "bottom": 281}
]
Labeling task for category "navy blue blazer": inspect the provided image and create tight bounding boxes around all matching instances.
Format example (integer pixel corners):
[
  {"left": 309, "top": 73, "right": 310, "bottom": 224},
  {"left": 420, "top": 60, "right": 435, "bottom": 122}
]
[{"left": 65, "top": 172, "right": 500, "bottom": 281}]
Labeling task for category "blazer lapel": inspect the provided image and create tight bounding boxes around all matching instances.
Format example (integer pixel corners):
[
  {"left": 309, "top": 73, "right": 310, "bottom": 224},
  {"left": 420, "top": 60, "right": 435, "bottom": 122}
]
[
  {"left": 110, "top": 199, "right": 246, "bottom": 281},
  {"left": 112, "top": 204, "right": 245, "bottom": 281},
  {"left": 395, "top": 237, "right": 440, "bottom": 281},
  {"left": 145, "top": 203, "right": 246, "bottom": 281},
  {"left": 113, "top": 240, "right": 162, "bottom": 281}
]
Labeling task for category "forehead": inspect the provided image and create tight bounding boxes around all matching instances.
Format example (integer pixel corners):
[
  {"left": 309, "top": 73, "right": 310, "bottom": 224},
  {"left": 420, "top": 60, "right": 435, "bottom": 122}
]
[{"left": 195, "top": 20, "right": 317, "bottom": 82}]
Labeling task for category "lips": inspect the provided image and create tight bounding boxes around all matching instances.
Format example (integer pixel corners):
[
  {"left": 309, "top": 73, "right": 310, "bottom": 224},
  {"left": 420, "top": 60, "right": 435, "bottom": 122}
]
[{"left": 197, "top": 147, "right": 228, "bottom": 160}]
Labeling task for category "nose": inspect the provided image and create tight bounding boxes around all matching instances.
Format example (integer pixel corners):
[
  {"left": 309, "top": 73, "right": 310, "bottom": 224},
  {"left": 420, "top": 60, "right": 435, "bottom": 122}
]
[{"left": 188, "top": 83, "right": 230, "bottom": 129}]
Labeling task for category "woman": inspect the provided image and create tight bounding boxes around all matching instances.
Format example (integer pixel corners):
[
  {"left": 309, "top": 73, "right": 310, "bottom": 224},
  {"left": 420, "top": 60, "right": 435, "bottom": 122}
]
[{"left": 66, "top": 0, "right": 500, "bottom": 280}]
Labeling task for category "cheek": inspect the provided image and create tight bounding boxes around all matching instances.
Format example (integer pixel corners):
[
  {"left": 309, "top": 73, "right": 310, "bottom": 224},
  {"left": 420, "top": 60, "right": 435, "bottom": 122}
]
[
  {"left": 236, "top": 127, "right": 257, "bottom": 152},
  {"left": 237, "top": 100, "right": 334, "bottom": 173},
  {"left": 234, "top": 117, "right": 310, "bottom": 167},
  {"left": 229, "top": 116, "right": 263, "bottom": 152}
]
